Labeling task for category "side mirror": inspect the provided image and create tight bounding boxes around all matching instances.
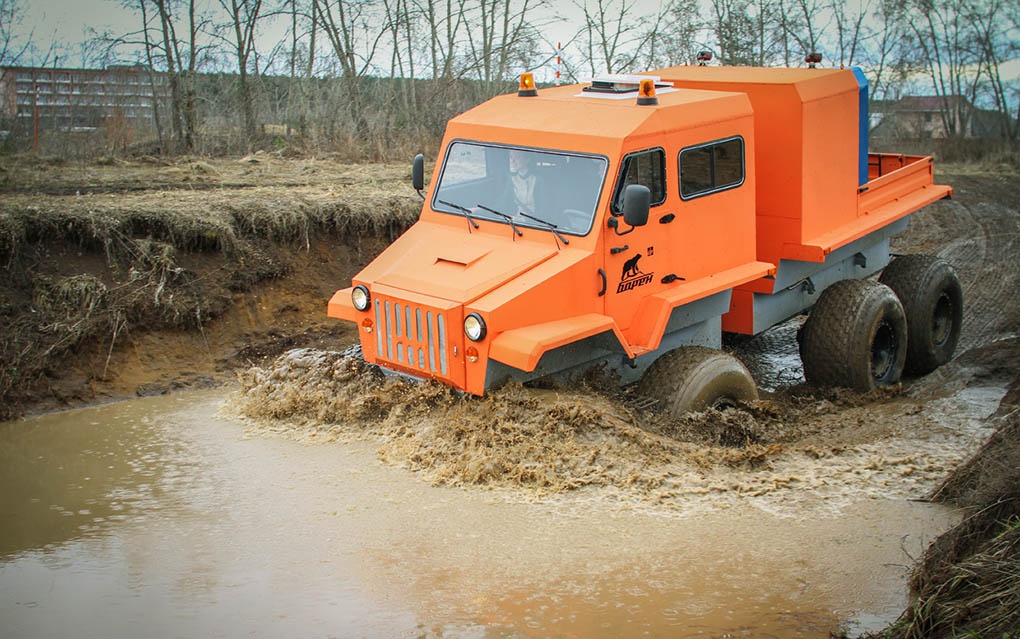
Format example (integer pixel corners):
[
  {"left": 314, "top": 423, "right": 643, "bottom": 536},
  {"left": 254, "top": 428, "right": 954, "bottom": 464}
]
[
  {"left": 622, "top": 184, "right": 650, "bottom": 227},
  {"left": 412, "top": 153, "right": 425, "bottom": 196}
]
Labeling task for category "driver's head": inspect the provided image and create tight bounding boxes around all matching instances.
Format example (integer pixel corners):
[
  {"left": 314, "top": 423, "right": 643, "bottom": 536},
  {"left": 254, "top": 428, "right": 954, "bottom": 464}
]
[{"left": 510, "top": 150, "right": 531, "bottom": 176}]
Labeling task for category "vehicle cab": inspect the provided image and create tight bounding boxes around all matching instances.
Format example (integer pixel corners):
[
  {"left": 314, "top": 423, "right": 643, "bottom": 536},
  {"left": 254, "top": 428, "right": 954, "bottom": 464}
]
[{"left": 329, "top": 74, "right": 772, "bottom": 395}]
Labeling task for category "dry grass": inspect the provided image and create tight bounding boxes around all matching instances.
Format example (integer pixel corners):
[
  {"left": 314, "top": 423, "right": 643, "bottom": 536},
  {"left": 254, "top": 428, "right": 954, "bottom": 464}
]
[
  {"left": 880, "top": 509, "right": 1020, "bottom": 639},
  {"left": 0, "top": 156, "right": 422, "bottom": 419},
  {"left": 0, "top": 183, "right": 419, "bottom": 260},
  {"left": 864, "top": 377, "right": 1020, "bottom": 639}
]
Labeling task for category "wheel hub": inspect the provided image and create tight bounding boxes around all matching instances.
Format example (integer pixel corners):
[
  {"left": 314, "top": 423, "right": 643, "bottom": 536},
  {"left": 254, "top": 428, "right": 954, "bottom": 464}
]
[
  {"left": 932, "top": 292, "right": 954, "bottom": 347},
  {"left": 871, "top": 320, "right": 897, "bottom": 381}
]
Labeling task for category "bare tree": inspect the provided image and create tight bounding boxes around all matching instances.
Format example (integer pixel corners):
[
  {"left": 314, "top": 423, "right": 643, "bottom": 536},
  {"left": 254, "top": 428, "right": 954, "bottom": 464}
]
[
  {"left": 284, "top": 0, "right": 303, "bottom": 136},
  {"left": 284, "top": 0, "right": 318, "bottom": 139},
  {"left": 415, "top": 0, "right": 467, "bottom": 81},
  {"left": 132, "top": 0, "right": 208, "bottom": 152},
  {"left": 0, "top": 0, "right": 32, "bottom": 66},
  {"left": 314, "top": 0, "right": 387, "bottom": 136},
  {"left": 463, "top": 0, "right": 545, "bottom": 95},
  {"left": 573, "top": 0, "right": 662, "bottom": 75},
  {"left": 642, "top": 0, "right": 704, "bottom": 68},
  {"left": 785, "top": 0, "right": 830, "bottom": 61},
  {"left": 709, "top": 0, "right": 759, "bottom": 65},
  {"left": 829, "top": 0, "right": 872, "bottom": 66},
  {"left": 898, "top": 0, "right": 983, "bottom": 138},
  {"left": 215, "top": 0, "right": 265, "bottom": 145},
  {"left": 965, "top": 0, "right": 1019, "bottom": 141},
  {"left": 708, "top": 0, "right": 793, "bottom": 67},
  {"left": 859, "top": 0, "right": 911, "bottom": 103}
]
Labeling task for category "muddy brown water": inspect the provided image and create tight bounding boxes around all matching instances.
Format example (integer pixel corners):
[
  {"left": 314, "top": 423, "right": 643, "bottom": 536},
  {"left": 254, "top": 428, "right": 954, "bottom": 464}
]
[{"left": 0, "top": 390, "right": 975, "bottom": 638}]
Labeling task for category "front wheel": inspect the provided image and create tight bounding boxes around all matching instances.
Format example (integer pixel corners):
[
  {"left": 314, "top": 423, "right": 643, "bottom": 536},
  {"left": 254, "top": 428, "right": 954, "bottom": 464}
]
[
  {"left": 798, "top": 279, "right": 908, "bottom": 391},
  {"left": 879, "top": 255, "right": 963, "bottom": 375},
  {"left": 637, "top": 346, "right": 758, "bottom": 418}
]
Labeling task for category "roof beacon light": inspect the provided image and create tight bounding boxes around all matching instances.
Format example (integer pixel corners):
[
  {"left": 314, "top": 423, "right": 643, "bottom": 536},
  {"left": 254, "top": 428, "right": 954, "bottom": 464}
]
[
  {"left": 518, "top": 73, "right": 538, "bottom": 97},
  {"left": 637, "top": 78, "right": 658, "bottom": 106},
  {"left": 805, "top": 52, "right": 822, "bottom": 68},
  {"left": 696, "top": 50, "right": 713, "bottom": 66}
]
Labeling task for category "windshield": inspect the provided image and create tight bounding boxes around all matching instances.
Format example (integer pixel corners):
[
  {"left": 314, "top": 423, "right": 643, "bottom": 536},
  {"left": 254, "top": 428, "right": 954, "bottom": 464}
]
[{"left": 432, "top": 142, "right": 607, "bottom": 236}]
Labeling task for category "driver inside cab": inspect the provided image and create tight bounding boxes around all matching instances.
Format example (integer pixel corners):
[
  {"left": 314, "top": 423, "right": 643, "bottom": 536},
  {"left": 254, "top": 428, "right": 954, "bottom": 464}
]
[{"left": 507, "top": 150, "right": 541, "bottom": 215}]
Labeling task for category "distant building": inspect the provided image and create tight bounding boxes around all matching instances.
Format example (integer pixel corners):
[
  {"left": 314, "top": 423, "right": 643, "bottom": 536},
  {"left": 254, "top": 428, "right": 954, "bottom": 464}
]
[
  {"left": 0, "top": 64, "right": 170, "bottom": 134},
  {"left": 870, "top": 95, "right": 1011, "bottom": 139}
]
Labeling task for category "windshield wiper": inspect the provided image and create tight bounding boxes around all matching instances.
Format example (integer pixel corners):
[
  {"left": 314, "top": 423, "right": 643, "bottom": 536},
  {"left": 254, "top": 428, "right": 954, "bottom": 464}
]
[
  {"left": 518, "top": 211, "right": 570, "bottom": 246},
  {"left": 438, "top": 199, "right": 480, "bottom": 230},
  {"left": 476, "top": 204, "right": 523, "bottom": 237}
]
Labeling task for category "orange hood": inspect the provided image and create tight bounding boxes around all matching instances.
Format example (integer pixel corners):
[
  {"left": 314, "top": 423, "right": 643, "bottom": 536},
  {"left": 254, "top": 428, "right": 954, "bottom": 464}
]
[{"left": 362, "top": 222, "right": 560, "bottom": 304}]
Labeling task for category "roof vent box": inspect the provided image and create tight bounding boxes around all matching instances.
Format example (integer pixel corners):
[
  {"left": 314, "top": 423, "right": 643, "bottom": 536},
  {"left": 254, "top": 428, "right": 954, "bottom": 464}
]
[{"left": 582, "top": 74, "right": 674, "bottom": 95}]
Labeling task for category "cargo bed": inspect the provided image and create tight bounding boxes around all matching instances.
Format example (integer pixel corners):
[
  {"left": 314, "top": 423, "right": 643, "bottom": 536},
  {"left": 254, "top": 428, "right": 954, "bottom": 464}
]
[{"left": 782, "top": 154, "right": 953, "bottom": 263}]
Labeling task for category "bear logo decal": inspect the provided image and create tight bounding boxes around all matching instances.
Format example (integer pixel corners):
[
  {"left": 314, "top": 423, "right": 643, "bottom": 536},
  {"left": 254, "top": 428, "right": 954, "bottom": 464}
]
[
  {"left": 617, "top": 253, "right": 654, "bottom": 294},
  {"left": 622, "top": 253, "right": 642, "bottom": 279}
]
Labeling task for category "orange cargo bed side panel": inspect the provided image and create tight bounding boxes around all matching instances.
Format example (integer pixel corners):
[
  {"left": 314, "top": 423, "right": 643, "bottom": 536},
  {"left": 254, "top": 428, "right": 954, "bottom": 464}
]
[{"left": 783, "top": 154, "right": 952, "bottom": 263}]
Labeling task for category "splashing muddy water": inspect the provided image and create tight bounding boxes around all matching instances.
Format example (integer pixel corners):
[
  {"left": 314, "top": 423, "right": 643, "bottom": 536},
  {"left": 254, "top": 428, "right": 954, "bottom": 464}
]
[
  {"left": 232, "top": 345, "right": 1004, "bottom": 517},
  {"left": 0, "top": 347, "right": 1002, "bottom": 638}
]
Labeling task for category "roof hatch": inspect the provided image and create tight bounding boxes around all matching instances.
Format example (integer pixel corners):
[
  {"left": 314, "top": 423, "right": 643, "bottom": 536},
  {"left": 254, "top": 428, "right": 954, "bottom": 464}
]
[{"left": 580, "top": 74, "right": 675, "bottom": 100}]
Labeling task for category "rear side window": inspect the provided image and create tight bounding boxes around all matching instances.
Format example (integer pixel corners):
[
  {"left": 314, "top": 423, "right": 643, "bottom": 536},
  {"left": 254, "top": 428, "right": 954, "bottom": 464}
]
[
  {"left": 679, "top": 137, "right": 744, "bottom": 200},
  {"left": 612, "top": 149, "right": 666, "bottom": 213}
]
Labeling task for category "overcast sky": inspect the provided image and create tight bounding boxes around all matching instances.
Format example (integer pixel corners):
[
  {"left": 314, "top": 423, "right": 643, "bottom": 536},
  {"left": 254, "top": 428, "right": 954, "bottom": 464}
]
[
  {"left": 13, "top": 0, "right": 678, "bottom": 86},
  {"left": 16, "top": 0, "right": 595, "bottom": 69},
  {"left": 13, "top": 0, "right": 1020, "bottom": 89},
  {"left": 22, "top": 0, "right": 138, "bottom": 52}
]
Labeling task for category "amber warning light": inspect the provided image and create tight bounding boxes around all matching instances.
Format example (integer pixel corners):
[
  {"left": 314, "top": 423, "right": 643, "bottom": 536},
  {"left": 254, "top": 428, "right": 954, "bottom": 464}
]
[
  {"left": 637, "top": 79, "right": 658, "bottom": 106},
  {"left": 518, "top": 73, "right": 538, "bottom": 97}
]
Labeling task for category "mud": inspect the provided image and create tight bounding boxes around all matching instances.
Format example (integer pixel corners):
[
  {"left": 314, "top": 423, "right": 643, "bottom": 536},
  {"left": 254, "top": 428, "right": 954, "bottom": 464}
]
[{"left": 232, "top": 338, "right": 1010, "bottom": 516}]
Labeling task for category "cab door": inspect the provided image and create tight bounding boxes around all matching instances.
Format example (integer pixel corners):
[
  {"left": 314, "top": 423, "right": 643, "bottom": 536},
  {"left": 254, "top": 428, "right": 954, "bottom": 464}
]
[{"left": 602, "top": 147, "right": 679, "bottom": 349}]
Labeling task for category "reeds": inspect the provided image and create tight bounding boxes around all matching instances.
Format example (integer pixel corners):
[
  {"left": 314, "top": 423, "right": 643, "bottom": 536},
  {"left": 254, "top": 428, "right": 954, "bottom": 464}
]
[{"left": 866, "top": 390, "right": 1020, "bottom": 639}]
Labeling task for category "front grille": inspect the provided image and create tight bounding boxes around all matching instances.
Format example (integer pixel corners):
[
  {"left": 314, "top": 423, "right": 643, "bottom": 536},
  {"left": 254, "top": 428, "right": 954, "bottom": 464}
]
[{"left": 373, "top": 297, "right": 449, "bottom": 377}]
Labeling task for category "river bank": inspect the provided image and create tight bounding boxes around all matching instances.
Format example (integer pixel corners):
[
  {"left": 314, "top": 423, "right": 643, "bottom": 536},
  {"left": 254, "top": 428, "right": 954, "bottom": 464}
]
[{"left": 0, "top": 153, "right": 419, "bottom": 419}]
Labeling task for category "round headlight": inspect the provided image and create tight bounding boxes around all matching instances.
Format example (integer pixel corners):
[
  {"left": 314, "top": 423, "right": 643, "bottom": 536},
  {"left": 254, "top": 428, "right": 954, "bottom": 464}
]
[
  {"left": 464, "top": 313, "right": 487, "bottom": 341},
  {"left": 351, "top": 285, "right": 371, "bottom": 311}
]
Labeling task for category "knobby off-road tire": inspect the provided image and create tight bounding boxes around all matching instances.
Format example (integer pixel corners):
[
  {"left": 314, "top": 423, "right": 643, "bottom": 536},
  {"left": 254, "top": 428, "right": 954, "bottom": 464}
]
[
  {"left": 879, "top": 254, "right": 963, "bottom": 375},
  {"left": 637, "top": 346, "right": 758, "bottom": 418},
  {"left": 799, "top": 279, "right": 907, "bottom": 391}
]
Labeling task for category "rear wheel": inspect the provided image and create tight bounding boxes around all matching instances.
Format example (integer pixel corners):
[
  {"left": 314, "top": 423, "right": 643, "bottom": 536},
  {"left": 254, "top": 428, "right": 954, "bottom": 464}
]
[
  {"left": 799, "top": 279, "right": 907, "bottom": 391},
  {"left": 637, "top": 346, "right": 758, "bottom": 418},
  {"left": 879, "top": 254, "right": 963, "bottom": 375}
]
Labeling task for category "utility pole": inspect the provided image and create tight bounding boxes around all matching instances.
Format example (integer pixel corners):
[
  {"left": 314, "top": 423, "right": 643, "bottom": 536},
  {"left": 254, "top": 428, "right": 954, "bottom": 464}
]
[{"left": 32, "top": 77, "right": 38, "bottom": 156}]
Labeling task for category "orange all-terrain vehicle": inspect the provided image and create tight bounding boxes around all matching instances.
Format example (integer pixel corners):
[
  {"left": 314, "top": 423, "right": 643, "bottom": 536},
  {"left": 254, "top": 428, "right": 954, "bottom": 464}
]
[{"left": 329, "top": 65, "right": 960, "bottom": 415}]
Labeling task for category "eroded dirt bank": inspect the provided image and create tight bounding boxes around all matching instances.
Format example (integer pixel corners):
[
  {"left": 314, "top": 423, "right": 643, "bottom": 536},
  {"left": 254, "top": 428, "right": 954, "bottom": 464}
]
[{"left": 0, "top": 154, "right": 419, "bottom": 419}]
